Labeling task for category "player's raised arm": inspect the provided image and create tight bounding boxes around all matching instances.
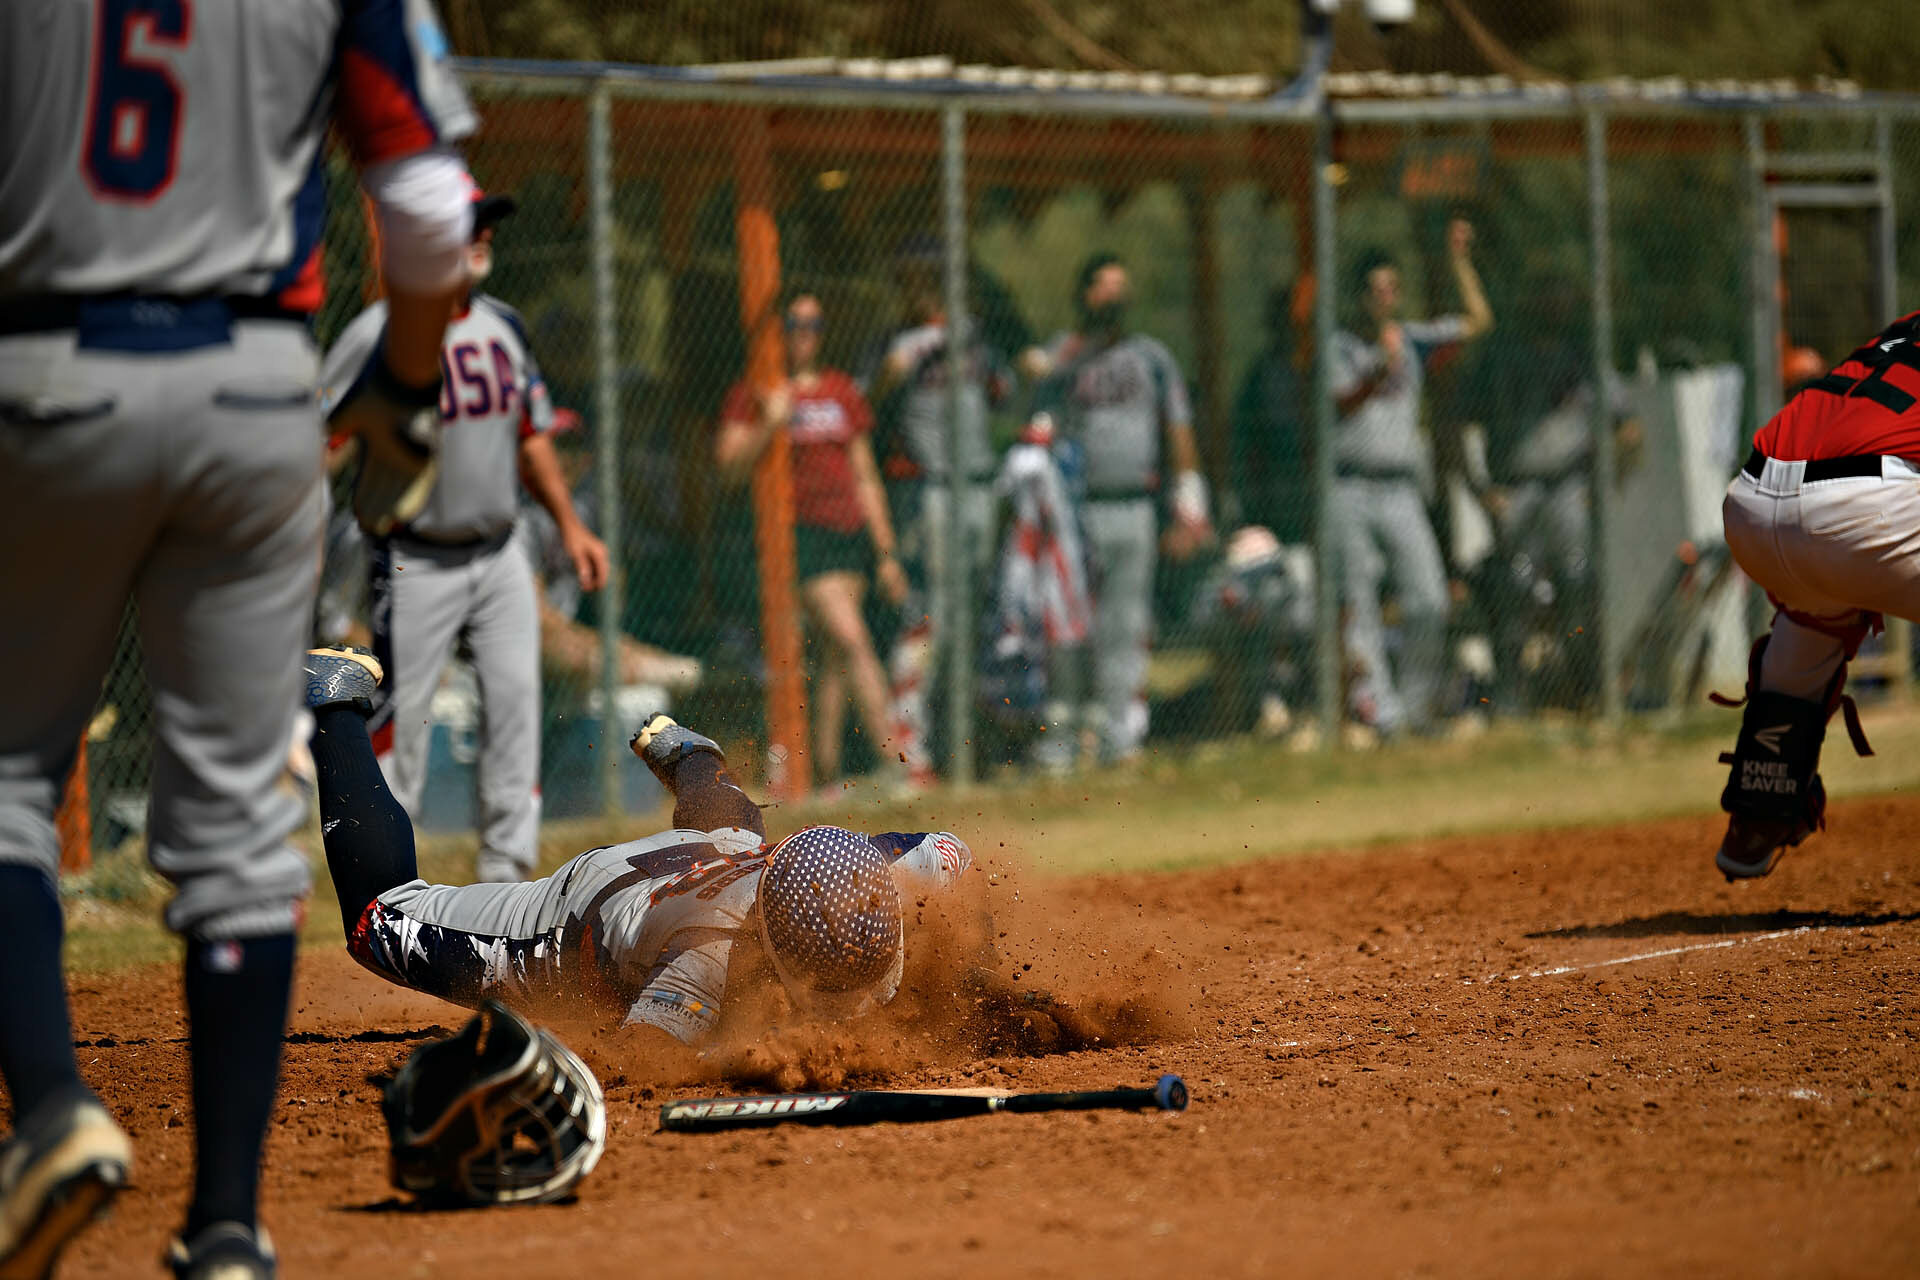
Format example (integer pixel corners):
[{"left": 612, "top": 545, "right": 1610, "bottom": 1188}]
[
  {"left": 1447, "top": 218, "right": 1494, "bottom": 341},
  {"left": 631, "top": 716, "right": 767, "bottom": 839}
]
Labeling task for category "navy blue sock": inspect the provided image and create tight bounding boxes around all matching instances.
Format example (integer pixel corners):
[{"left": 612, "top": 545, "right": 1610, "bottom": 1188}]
[
  {"left": 0, "top": 864, "right": 84, "bottom": 1123},
  {"left": 183, "top": 933, "right": 295, "bottom": 1237},
  {"left": 309, "top": 704, "right": 418, "bottom": 932}
]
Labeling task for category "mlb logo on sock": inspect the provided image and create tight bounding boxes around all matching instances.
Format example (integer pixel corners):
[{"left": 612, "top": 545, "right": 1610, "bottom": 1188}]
[{"left": 204, "top": 941, "right": 245, "bottom": 974}]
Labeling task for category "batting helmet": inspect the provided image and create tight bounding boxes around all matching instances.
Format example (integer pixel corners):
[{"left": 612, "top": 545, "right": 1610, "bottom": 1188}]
[
  {"left": 382, "top": 1001, "right": 606, "bottom": 1206},
  {"left": 756, "top": 826, "right": 904, "bottom": 1018}
]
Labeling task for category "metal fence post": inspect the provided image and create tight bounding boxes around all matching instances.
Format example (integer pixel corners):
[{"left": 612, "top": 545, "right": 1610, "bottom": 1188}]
[
  {"left": 941, "top": 103, "right": 976, "bottom": 787},
  {"left": 1585, "top": 106, "right": 1621, "bottom": 725},
  {"left": 1745, "top": 114, "right": 1781, "bottom": 433},
  {"left": 1311, "top": 105, "right": 1341, "bottom": 748},
  {"left": 588, "top": 79, "right": 625, "bottom": 814}
]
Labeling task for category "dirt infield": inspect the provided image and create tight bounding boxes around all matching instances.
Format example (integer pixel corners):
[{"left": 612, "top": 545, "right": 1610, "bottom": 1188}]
[{"left": 44, "top": 793, "right": 1920, "bottom": 1278}]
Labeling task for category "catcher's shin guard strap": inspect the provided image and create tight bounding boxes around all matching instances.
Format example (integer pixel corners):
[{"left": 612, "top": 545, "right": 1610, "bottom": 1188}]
[{"left": 1718, "top": 690, "right": 1829, "bottom": 824}]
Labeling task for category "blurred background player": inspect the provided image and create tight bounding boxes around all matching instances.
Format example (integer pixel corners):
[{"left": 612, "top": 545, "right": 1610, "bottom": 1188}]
[
  {"left": 0, "top": 1, "right": 476, "bottom": 1275},
  {"left": 1025, "top": 252, "right": 1212, "bottom": 769},
  {"left": 1329, "top": 218, "right": 1492, "bottom": 739},
  {"left": 1711, "top": 310, "right": 1920, "bottom": 880},
  {"left": 301, "top": 651, "right": 975, "bottom": 1047},
  {"left": 866, "top": 237, "right": 1012, "bottom": 786},
  {"left": 1466, "top": 281, "right": 1637, "bottom": 713},
  {"left": 323, "top": 193, "right": 610, "bottom": 884},
  {"left": 514, "top": 408, "right": 703, "bottom": 697},
  {"left": 717, "top": 292, "right": 909, "bottom": 793}
]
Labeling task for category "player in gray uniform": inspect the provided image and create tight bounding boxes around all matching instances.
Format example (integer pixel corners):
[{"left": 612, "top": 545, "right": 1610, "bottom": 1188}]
[
  {"left": 868, "top": 261, "right": 1011, "bottom": 783},
  {"left": 0, "top": 2, "right": 477, "bottom": 1275},
  {"left": 300, "top": 653, "right": 974, "bottom": 1047},
  {"left": 322, "top": 197, "right": 610, "bottom": 883},
  {"left": 1470, "top": 297, "right": 1634, "bottom": 711},
  {"left": 1025, "top": 253, "right": 1212, "bottom": 767},
  {"left": 1328, "top": 220, "right": 1492, "bottom": 737}
]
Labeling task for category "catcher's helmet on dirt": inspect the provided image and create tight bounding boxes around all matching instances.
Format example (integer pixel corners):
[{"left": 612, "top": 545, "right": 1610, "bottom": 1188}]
[
  {"left": 382, "top": 1001, "right": 606, "bottom": 1205},
  {"left": 757, "top": 825, "right": 905, "bottom": 1018}
]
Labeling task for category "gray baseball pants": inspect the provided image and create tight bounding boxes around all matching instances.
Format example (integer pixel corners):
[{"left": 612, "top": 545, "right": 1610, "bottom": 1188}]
[
  {"left": 0, "top": 322, "right": 324, "bottom": 938},
  {"left": 1041, "top": 495, "right": 1155, "bottom": 764},
  {"left": 1503, "top": 474, "right": 1593, "bottom": 589},
  {"left": 890, "top": 481, "right": 995, "bottom": 775},
  {"left": 1330, "top": 475, "right": 1450, "bottom": 734},
  {"left": 369, "top": 531, "right": 541, "bottom": 881}
]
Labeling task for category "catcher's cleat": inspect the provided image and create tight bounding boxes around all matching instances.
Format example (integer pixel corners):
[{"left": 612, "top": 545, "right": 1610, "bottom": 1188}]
[
  {"left": 303, "top": 647, "right": 383, "bottom": 713},
  {"left": 1715, "top": 813, "right": 1817, "bottom": 882},
  {"left": 0, "top": 1094, "right": 132, "bottom": 1280},
  {"left": 628, "top": 714, "right": 723, "bottom": 786},
  {"left": 165, "top": 1221, "right": 275, "bottom": 1280}
]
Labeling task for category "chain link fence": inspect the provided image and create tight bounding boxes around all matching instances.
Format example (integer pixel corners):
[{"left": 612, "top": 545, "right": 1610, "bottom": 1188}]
[{"left": 64, "top": 70, "right": 1920, "bottom": 855}]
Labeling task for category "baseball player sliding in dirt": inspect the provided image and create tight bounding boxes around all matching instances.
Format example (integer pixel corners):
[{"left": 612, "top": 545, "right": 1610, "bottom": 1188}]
[
  {"left": 322, "top": 197, "right": 610, "bottom": 883},
  {"left": 0, "top": 2, "right": 477, "bottom": 1276},
  {"left": 1712, "top": 310, "right": 1920, "bottom": 880},
  {"left": 303, "top": 650, "right": 980, "bottom": 1050}
]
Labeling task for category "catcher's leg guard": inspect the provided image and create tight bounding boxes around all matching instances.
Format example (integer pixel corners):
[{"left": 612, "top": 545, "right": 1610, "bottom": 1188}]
[
  {"left": 1711, "top": 623, "right": 1876, "bottom": 882},
  {"left": 1716, "top": 689, "right": 1829, "bottom": 881}
]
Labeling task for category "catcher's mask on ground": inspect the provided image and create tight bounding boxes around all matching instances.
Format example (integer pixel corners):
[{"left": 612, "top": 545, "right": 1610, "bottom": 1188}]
[
  {"left": 756, "top": 825, "right": 905, "bottom": 1019},
  {"left": 382, "top": 1001, "right": 606, "bottom": 1206}
]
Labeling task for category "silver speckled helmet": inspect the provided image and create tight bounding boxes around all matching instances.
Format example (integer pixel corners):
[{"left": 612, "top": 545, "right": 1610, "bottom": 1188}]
[{"left": 756, "top": 825, "right": 904, "bottom": 1018}]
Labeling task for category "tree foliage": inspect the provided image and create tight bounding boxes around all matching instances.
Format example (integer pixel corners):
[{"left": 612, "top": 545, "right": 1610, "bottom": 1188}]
[{"left": 443, "top": 0, "right": 1916, "bottom": 89}]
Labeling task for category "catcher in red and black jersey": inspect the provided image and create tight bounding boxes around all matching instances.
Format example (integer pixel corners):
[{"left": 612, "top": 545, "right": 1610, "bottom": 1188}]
[{"left": 1712, "top": 311, "right": 1920, "bottom": 879}]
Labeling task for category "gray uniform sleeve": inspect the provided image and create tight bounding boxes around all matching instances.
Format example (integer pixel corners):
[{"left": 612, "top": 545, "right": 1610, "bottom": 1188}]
[
  {"left": 1406, "top": 316, "right": 1471, "bottom": 364},
  {"left": 317, "top": 304, "right": 389, "bottom": 417},
  {"left": 334, "top": 0, "right": 476, "bottom": 163},
  {"left": 622, "top": 929, "right": 734, "bottom": 1044},
  {"left": 1149, "top": 340, "right": 1193, "bottom": 427},
  {"left": 1329, "top": 331, "right": 1377, "bottom": 402},
  {"left": 497, "top": 305, "right": 556, "bottom": 435}
]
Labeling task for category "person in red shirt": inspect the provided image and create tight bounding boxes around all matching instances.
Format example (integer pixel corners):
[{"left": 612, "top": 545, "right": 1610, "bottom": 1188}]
[
  {"left": 1712, "top": 310, "right": 1920, "bottom": 879},
  {"left": 718, "top": 292, "right": 909, "bottom": 790}
]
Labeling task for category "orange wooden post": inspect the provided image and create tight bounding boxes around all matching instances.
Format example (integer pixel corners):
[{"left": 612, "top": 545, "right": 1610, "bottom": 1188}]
[
  {"left": 57, "top": 736, "right": 91, "bottom": 872},
  {"left": 361, "top": 190, "right": 385, "bottom": 304},
  {"left": 733, "top": 110, "right": 810, "bottom": 802}
]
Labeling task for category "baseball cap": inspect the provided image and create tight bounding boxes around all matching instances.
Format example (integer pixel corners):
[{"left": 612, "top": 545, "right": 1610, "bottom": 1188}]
[{"left": 471, "top": 191, "right": 518, "bottom": 237}]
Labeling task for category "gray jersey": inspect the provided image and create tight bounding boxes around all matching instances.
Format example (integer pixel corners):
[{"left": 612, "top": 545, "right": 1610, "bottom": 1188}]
[
  {"left": 1328, "top": 317, "right": 1470, "bottom": 477},
  {"left": 879, "top": 322, "right": 1002, "bottom": 481},
  {"left": 1035, "top": 332, "right": 1191, "bottom": 496},
  {"left": 323, "top": 293, "right": 555, "bottom": 542},
  {"left": 1, "top": 0, "right": 474, "bottom": 302},
  {"left": 353, "top": 827, "right": 974, "bottom": 1044},
  {"left": 1507, "top": 375, "right": 1635, "bottom": 481}
]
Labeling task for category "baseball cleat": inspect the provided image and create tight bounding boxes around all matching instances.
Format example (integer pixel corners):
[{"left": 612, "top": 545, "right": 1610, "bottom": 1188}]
[
  {"left": 165, "top": 1221, "right": 275, "bottom": 1280},
  {"left": 0, "top": 1094, "right": 132, "bottom": 1280},
  {"left": 304, "top": 647, "right": 383, "bottom": 713},
  {"left": 1715, "top": 814, "right": 1815, "bottom": 881},
  {"left": 628, "top": 714, "right": 724, "bottom": 785}
]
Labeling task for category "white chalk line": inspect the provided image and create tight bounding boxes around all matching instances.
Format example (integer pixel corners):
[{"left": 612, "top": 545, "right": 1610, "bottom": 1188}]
[
  {"left": 1257, "top": 918, "right": 1913, "bottom": 1053},
  {"left": 1494, "top": 919, "right": 1901, "bottom": 983}
]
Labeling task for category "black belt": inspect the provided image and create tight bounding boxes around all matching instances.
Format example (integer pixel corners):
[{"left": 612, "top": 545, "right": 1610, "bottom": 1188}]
[
  {"left": 1742, "top": 449, "right": 1898, "bottom": 482},
  {"left": 0, "top": 293, "right": 305, "bottom": 335},
  {"left": 1336, "top": 467, "right": 1422, "bottom": 485},
  {"left": 390, "top": 527, "right": 513, "bottom": 554}
]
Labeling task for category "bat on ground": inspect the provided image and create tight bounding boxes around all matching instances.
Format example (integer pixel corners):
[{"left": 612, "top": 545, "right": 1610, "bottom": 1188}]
[{"left": 660, "top": 1074, "right": 1188, "bottom": 1132}]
